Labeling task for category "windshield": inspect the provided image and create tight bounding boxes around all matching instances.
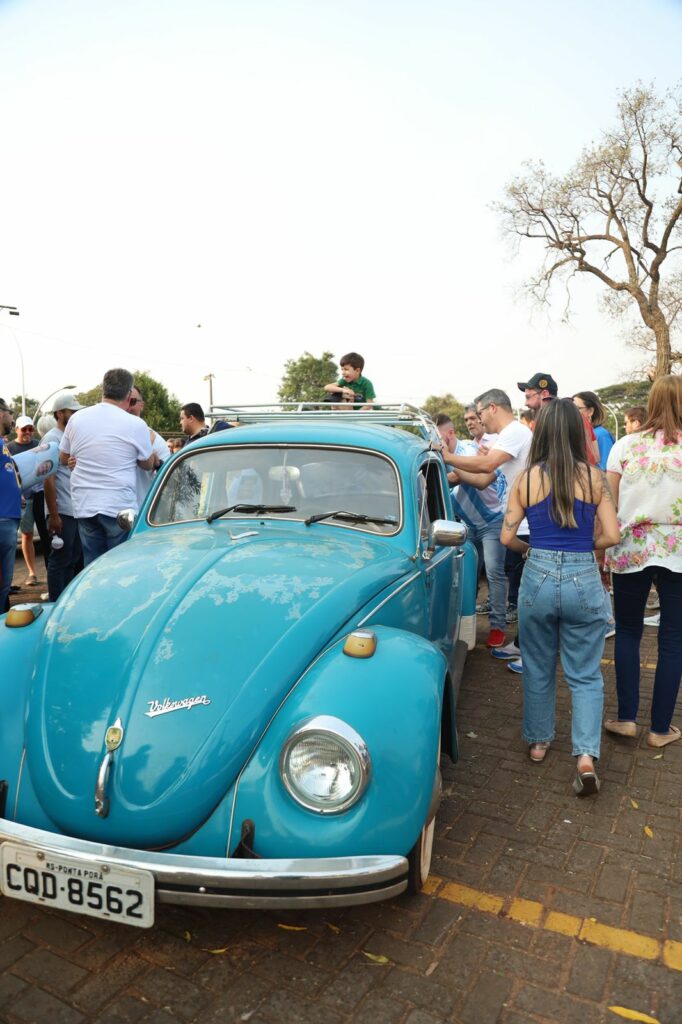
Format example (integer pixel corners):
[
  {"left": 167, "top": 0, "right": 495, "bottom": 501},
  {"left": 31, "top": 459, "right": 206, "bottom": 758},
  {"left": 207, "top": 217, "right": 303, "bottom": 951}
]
[{"left": 149, "top": 445, "right": 402, "bottom": 534}]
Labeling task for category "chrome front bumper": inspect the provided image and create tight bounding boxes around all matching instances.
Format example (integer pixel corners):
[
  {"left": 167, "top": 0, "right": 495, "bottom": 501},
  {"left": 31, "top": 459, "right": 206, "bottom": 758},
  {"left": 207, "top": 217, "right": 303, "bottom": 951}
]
[{"left": 0, "top": 819, "right": 408, "bottom": 909}]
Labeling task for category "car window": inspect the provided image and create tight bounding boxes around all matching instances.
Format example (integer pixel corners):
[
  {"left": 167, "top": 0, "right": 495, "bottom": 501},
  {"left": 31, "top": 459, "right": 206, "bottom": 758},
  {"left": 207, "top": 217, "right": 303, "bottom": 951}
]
[
  {"left": 417, "top": 459, "right": 447, "bottom": 540},
  {"left": 149, "top": 445, "right": 402, "bottom": 534}
]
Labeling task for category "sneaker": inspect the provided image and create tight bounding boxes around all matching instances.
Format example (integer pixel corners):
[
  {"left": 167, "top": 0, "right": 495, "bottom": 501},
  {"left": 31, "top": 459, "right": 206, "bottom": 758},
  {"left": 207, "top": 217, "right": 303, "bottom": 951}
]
[
  {"left": 24, "top": 574, "right": 38, "bottom": 586},
  {"left": 476, "top": 599, "right": 491, "bottom": 615},
  {"left": 486, "top": 628, "right": 506, "bottom": 648},
  {"left": 643, "top": 613, "right": 660, "bottom": 627},
  {"left": 505, "top": 604, "right": 518, "bottom": 623},
  {"left": 491, "top": 642, "right": 521, "bottom": 660},
  {"left": 507, "top": 659, "right": 523, "bottom": 674},
  {"left": 604, "top": 628, "right": 616, "bottom": 639}
]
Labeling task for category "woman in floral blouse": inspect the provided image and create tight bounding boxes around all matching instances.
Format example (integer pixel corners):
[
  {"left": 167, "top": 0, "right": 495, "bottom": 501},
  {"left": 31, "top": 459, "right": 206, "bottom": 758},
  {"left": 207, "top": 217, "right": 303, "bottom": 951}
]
[{"left": 605, "top": 375, "right": 682, "bottom": 748}]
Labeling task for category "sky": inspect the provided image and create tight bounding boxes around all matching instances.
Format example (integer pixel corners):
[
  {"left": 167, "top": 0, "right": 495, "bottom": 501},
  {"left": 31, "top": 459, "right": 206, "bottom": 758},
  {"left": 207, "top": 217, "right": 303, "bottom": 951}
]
[{"left": 1, "top": 0, "right": 681, "bottom": 417}]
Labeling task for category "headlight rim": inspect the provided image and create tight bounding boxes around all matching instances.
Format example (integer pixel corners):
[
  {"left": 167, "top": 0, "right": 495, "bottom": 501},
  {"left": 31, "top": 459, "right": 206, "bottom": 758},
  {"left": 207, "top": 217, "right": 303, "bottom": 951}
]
[{"left": 279, "top": 715, "right": 371, "bottom": 815}]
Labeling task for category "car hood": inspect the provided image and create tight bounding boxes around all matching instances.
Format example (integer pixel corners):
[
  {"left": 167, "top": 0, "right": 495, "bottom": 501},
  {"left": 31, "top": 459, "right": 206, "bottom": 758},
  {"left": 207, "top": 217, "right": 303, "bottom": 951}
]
[{"left": 25, "top": 524, "right": 410, "bottom": 847}]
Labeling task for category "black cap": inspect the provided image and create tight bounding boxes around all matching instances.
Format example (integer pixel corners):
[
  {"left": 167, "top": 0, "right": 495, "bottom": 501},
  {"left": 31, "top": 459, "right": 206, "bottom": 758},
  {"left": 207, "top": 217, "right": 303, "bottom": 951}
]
[{"left": 517, "top": 373, "right": 558, "bottom": 396}]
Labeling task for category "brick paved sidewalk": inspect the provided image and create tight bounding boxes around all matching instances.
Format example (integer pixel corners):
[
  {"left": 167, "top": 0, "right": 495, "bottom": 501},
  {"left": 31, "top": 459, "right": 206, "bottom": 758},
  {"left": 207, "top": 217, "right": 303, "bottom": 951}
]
[{"left": 1, "top": 583, "right": 681, "bottom": 1023}]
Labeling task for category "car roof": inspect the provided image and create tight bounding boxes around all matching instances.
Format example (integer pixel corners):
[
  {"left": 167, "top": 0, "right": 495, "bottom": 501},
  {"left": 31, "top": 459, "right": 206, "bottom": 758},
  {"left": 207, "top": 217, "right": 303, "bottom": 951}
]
[{"left": 185, "top": 420, "right": 431, "bottom": 464}]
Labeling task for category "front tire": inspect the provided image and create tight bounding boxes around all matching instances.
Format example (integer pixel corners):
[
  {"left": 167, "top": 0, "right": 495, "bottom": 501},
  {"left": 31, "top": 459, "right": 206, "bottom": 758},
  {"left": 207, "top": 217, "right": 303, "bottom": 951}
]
[{"left": 406, "top": 735, "right": 441, "bottom": 893}]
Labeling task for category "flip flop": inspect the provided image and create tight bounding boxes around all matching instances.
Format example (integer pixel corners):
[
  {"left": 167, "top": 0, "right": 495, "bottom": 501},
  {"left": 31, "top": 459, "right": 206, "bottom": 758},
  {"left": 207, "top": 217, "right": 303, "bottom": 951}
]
[
  {"left": 529, "top": 742, "right": 550, "bottom": 763},
  {"left": 646, "top": 726, "right": 681, "bottom": 748},
  {"left": 604, "top": 720, "right": 638, "bottom": 738},
  {"left": 573, "top": 770, "right": 600, "bottom": 797}
]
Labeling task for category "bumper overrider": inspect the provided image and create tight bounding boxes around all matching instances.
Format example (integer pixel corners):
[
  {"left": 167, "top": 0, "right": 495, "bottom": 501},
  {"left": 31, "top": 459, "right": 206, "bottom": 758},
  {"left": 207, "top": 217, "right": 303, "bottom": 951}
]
[{"left": 0, "top": 819, "right": 408, "bottom": 910}]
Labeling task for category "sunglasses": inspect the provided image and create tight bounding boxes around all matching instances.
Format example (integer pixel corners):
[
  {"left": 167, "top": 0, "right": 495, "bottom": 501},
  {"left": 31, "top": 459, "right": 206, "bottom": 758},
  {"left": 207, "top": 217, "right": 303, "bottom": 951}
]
[
  {"left": 129, "top": 397, "right": 142, "bottom": 406},
  {"left": 19, "top": 425, "right": 34, "bottom": 432}
]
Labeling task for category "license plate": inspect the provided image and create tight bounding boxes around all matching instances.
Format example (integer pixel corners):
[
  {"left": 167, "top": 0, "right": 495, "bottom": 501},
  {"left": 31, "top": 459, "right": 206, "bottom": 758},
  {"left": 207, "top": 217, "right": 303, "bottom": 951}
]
[{"left": 0, "top": 843, "right": 155, "bottom": 928}]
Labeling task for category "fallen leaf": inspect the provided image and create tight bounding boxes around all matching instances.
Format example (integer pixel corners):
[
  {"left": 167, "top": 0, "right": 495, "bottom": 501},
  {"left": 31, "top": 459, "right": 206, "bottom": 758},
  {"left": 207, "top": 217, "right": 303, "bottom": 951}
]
[
  {"left": 608, "top": 1007, "right": 660, "bottom": 1023},
  {"left": 277, "top": 924, "right": 307, "bottom": 932},
  {"left": 204, "top": 947, "right": 231, "bottom": 955},
  {"left": 183, "top": 930, "right": 192, "bottom": 943},
  {"left": 362, "top": 951, "right": 391, "bottom": 964},
  {"left": 325, "top": 922, "right": 341, "bottom": 934},
  {"left": 629, "top": 798, "right": 639, "bottom": 809},
  {"left": 652, "top": 754, "right": 663, "bottom": 760},
  {"left": 644, "top": 825, "right": 654, "bottom": 839},
  {"left": 466, "top": 731, "right": 478, "bottom": 739}
]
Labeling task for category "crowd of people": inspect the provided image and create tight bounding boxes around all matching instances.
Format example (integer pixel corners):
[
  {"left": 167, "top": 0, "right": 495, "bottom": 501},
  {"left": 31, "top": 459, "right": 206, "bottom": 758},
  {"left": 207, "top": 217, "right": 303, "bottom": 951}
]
[
  {"left": 0, "top": 368, "right": 232, "bottom": 611},
  {"left": 1, "top": 361, "right": 680, "bottom": 801},
  {"left": 436, "top": 370, "right": 682, "bottom": 798}
]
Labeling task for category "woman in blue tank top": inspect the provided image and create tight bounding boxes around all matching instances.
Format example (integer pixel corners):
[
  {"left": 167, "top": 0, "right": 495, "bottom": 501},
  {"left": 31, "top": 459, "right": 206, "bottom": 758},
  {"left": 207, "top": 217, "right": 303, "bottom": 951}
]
[{"left": 501, "top": 400, "right": 620, "bottom": 797}]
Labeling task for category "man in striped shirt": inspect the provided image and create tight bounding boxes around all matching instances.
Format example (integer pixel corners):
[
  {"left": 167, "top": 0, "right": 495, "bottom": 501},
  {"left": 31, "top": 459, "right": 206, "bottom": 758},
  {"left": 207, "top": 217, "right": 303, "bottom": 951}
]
[{"left": 436, "top": 413, "right": 508, "bottom": 649}]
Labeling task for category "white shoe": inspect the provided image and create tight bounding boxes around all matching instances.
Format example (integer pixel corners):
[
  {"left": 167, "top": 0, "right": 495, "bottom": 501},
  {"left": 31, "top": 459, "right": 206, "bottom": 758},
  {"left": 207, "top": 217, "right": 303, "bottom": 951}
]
[
  {"left": 491, "top": 642, "right": 521, "bottom": 661},
  {"left": 643, "top": 614, "right": 660, "bottom": 627},
  {"left": 604, "top": 628, "right": 615, "bottom": 639}
]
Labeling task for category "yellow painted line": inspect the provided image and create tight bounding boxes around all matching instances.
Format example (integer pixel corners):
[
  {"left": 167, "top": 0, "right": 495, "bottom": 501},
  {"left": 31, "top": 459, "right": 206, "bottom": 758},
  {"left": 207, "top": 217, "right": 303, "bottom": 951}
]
[
  {"left": 431, "top": 876, "right": 680, "bottom": 971},
  {"left": 601, "top": 659, "right": 658, "bottom": 669}
]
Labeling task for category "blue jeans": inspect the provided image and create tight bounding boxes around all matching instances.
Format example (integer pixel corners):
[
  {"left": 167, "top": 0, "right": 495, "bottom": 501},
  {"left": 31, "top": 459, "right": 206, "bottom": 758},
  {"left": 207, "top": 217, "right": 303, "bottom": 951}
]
[
  {"left": 47, "top": 514, "right": 83, "bottom": 601},
  {"left": 519, "top": 549, "right": 607, "bottom": 758},
  {"left": 612, "top": 566, "right": 682, "bottom": 733},
  {"left": 77, "top": 514, "right": 128, "bottom": 566},
  {"left": 0, "top": 518, "right": 19, "bottom": 613},
  {"left": 469, "top": 517, "right": 507, "bottom": 630}
]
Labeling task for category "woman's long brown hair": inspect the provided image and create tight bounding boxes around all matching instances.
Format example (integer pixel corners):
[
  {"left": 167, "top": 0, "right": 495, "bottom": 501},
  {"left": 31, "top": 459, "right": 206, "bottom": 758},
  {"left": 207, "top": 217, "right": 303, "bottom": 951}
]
[
  {"left": 640, "top": 375, "right": 682, "bottom": 445},
  {"left": 526, "top": 399, "right": 593, "bottom": 528}
]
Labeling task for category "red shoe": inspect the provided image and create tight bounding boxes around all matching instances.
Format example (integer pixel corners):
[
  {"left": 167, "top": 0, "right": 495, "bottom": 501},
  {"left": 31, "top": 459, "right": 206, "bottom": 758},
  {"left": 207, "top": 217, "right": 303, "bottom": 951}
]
[{"left": 486, "top": 629, "right": 505, "bottom": 648}]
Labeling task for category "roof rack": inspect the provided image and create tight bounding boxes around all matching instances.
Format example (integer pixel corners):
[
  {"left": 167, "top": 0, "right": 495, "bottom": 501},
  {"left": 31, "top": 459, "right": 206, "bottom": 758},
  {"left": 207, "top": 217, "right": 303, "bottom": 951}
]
[{"left": 207, "top": 402, "right": 440, "bottom": 442}]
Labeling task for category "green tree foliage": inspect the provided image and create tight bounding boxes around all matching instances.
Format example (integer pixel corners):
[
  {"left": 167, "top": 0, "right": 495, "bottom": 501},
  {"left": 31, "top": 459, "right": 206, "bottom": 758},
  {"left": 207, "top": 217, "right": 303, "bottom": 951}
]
[
  {"left": 76, "top": 371, "right": 181, "bottom": 433},
  {"left": 596, "top": 379, "right": 652, "bottom": 433},
  {"left": 422, "top": 394, "right": 468, "bottom": 436},
  {"left": 278, "top": 351, "right": 338, "bottom": 403},
  {"left": 497, "top": 83, "right": 682, "bottom": 378},
  {"left": 10, "top": 394, "right": 40, "bottom": 416}
]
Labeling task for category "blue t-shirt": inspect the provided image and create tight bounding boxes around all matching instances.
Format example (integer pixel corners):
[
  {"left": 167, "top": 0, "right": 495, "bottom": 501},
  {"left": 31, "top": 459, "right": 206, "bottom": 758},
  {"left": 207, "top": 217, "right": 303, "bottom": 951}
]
[
  {"left": 594, "top": 425, "right": 615, "bottom": 470},
  {"left": 0, "top": 439, "right": 22, "bottom": 520}
]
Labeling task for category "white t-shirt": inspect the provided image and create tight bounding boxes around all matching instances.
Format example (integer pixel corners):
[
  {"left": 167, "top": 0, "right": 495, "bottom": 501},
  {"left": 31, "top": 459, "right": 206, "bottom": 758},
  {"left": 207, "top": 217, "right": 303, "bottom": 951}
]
[
  {"left": 60, "top": 402, "right": 153, "bottom": 517},
  {"left": 492, "top": 420, "right": 532, "bottom": 498},
  {"left": 136, "top": 432, "right": 170, "bottom": 509},
  {"left": 41, "top": 426, "right": 73, "bottom": 517}
]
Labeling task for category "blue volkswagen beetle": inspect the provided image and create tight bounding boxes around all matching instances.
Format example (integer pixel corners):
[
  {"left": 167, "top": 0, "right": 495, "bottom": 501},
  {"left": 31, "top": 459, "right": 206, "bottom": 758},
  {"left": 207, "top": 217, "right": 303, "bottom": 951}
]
[{"left": 0, "top": 406, "right": 477, "bottom": 928}]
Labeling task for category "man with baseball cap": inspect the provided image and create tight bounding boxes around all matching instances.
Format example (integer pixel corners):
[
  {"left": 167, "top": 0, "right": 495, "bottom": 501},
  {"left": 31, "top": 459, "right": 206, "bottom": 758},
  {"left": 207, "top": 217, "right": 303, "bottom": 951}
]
[
  {"left": 41, "top": 391, "right": 84, "bottom": 600},
  {"left": 517, "top": 373, "right": 559, "bottom": 412}
]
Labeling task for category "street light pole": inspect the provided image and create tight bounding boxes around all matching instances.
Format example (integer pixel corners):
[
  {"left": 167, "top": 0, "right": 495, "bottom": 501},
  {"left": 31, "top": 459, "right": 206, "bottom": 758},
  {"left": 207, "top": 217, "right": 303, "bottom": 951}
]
[
  {"left": 0, "top": 305, "right": 23, "bottom": 413},
  {"left": 203, "top": 373, "right": 215, "bottom": 413}
]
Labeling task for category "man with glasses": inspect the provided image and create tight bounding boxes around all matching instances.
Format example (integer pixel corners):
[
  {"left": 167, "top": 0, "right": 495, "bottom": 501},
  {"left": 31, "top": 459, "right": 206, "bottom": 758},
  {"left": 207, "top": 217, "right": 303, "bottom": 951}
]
[
  {"left": 518, "top": 371, "right": 599, "bottom": 464},
  {"left": 0, "top": 399, "right": 22, "bottom": 611},
  {"left": 60, "top": 368, "right": 155, "bottom": 565},
  {"left": 127, "top": 385, "right": 170, "bottom": 507},
  {"left": 9, "top": 415, "right": 50, "bottom": 585},
  {"left": 41, "top": 393, "right": 84, "bottom": 601},
  {"left": 441, "top": 389, "right": 532, "bottom": 670}
]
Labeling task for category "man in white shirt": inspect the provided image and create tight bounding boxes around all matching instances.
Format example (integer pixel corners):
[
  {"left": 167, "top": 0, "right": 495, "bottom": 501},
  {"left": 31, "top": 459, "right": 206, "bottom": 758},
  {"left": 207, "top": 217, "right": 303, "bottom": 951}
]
[
  {"left": 60, "top": 368, "right": 155, "bottom": 565},
  {"left": 441, "top": 389, "right": 532, "bottom": 669},
  {"left": 126, "top": 385, "right": 170, "bottom": 508}
]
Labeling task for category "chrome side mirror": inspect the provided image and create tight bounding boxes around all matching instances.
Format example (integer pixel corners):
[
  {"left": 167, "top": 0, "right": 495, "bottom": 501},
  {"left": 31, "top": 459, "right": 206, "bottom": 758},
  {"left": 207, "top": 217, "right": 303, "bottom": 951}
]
[
  {"left": 428, "top": 519, "right": 467, "bottom": 550},
  {"left": 117, "top": 509, "right": 136, "bottom": 532}
]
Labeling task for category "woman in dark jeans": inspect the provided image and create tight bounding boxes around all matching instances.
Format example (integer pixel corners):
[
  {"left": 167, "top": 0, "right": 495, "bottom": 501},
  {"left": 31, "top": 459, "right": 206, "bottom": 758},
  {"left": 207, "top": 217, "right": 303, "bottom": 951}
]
[{"left": 605, "top": 375, "right": 682, "bottom": 747}]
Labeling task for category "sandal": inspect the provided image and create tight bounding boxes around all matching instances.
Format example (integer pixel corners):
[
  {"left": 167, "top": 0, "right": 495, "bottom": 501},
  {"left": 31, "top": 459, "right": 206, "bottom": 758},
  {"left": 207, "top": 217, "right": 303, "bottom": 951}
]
[
  {"left": 573, "top": 756, "right": 600, "bottom": 797},
  {"left": 646, "top": 726, "right": 681, "bottom": 749},
  {"left": 529, "top": 742, "right": 550, "bottom": 763},
  {"left": 24, "top": 574, "right": 38, "bottom": 586},
  {"left": 604, "top": 719, "right": 637, "bottom": 738}
]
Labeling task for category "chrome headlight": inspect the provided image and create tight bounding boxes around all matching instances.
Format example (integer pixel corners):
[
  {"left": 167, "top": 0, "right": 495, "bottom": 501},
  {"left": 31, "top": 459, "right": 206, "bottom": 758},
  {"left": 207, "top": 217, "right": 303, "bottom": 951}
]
[{"left": 280, "top": 715, "right": 371, "bottom": 814}]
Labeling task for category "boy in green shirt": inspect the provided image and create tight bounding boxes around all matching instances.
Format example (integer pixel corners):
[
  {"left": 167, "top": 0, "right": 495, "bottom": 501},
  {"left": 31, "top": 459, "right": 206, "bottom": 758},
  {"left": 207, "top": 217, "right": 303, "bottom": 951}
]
[{"left": 324, "top": 352, "right": 376, "bottom": 410}]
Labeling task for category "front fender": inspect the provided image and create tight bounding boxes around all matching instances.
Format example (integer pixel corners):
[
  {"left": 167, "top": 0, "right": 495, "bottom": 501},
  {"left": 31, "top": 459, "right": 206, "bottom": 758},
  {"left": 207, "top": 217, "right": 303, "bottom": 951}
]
[
  {"left": 229, "top": 626, "right": 446, "bottom": 860},
  {"left": 0, "top": 606, "right": 57, "bottom": 811}
]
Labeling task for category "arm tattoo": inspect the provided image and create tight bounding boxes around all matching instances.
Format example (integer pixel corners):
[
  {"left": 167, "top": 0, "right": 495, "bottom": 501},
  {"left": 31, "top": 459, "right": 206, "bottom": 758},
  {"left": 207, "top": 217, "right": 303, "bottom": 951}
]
[
  {"left": 504, "top": 514, "right": 521, "bottom": 530},
  {"left": 599, "top": 470, "right": 613, "bottom": 503}
]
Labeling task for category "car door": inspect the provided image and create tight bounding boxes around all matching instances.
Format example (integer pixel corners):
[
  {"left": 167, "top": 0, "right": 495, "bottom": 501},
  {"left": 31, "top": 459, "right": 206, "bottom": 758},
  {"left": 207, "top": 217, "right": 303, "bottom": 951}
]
[{"left": 417, "top": 455, "right": 462, "bottom": 661}]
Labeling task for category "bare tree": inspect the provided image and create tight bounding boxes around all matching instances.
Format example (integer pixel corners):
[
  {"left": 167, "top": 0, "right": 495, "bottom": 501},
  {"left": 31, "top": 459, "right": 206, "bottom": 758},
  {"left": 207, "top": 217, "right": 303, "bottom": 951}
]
[{"left": 496, "top": 83, "right": 682, "bottom": 378}]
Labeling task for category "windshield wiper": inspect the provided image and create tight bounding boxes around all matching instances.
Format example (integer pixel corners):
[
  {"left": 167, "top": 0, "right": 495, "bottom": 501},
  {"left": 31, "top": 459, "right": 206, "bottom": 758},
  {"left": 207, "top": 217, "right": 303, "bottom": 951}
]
[
  {"left": 304, "top": 510, "right": 398, "bottom": 527},
  {"left": 207, "top": 504, "right": 297, "bottom": 524}
]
